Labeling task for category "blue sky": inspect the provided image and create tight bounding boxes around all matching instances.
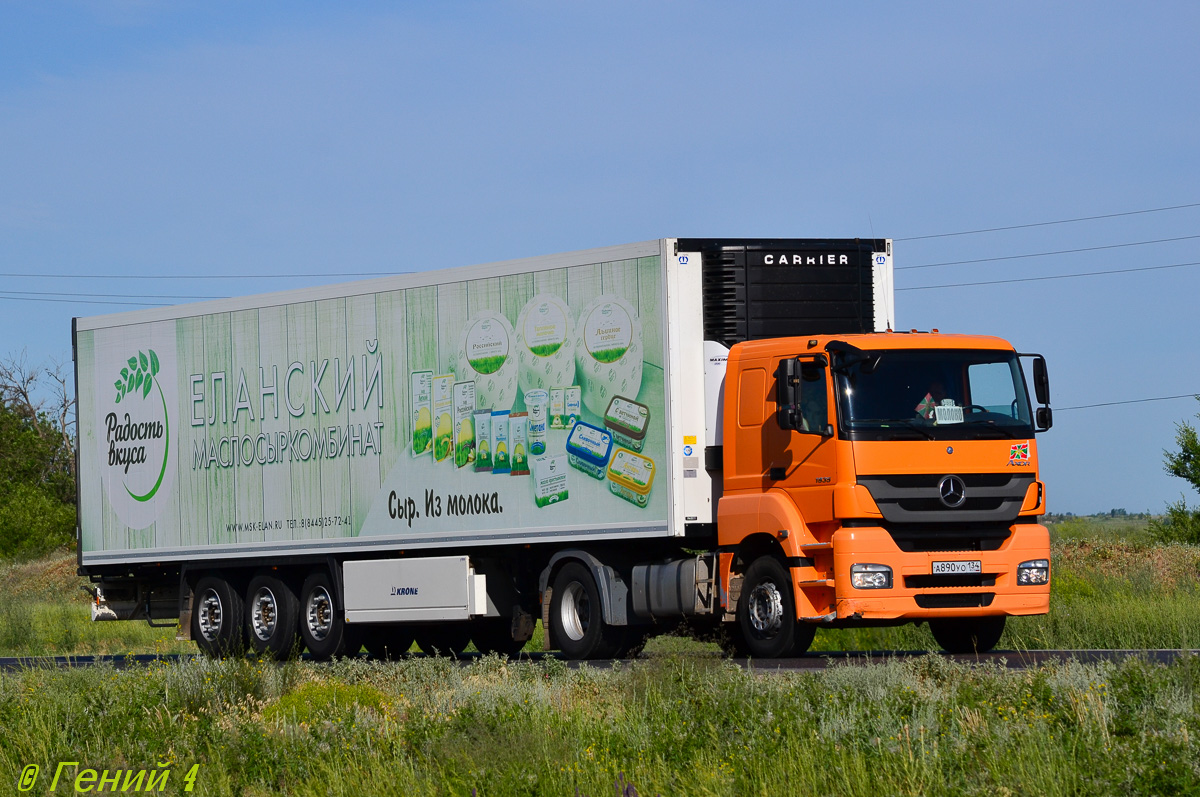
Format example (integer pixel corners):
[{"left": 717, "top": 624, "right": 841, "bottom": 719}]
[{"left": 2, "top": 2, "right": 1198, "bottom": 513}]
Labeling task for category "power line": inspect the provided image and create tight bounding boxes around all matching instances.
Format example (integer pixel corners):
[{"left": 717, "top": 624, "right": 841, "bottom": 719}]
[
  {"left": 898, "top": 234, "right": 1200, "bottom": 271},
  {"left": 897, "top": 202, "right": 1200, "bottom": 242},
  {"left": 0, "top": 270, "right": 412, "bottom": 281},
  {"left": 0, "top": 295, "right": 164, "bottom": 306},
  {"left": 1057, "top": 394, "right": 1198, "bottom": 411},
  {"left": 0, "top": 289, "right": 225, "bottom": 300},
  {"left": 897, "top": 259, "right": 1200, "bottom": 291}
]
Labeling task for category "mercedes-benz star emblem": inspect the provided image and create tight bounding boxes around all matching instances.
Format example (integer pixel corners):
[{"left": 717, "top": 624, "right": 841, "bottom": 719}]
[{"left": 938, "top": 475, "right": 967, "bottom": 508}]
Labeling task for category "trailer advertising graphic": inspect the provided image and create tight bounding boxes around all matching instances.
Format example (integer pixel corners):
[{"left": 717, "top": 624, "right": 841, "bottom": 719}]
[{"left": 76, "top": 255, "right": 668, "bottom": 558}]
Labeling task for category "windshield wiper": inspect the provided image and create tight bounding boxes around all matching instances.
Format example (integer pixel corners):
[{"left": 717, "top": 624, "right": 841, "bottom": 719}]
[
  {"left": 869, "top": 418, "right": 936, "bottom": 440},
  {"left": 963, "top": 422, "right": 1019, "bottom": 439}
]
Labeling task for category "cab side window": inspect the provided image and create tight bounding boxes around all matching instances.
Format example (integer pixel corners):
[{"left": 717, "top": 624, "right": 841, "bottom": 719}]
[{"left": 800, "top": 363, "right": 827, "bottom": 433}]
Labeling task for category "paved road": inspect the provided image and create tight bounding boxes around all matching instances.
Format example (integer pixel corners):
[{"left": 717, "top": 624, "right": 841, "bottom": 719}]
[{"left": 1, "top": 649, "right": 1196, "bottom": 672}]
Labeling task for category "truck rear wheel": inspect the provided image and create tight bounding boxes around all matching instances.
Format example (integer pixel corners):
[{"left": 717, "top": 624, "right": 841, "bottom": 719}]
[
  {"left": 299, "top": 570, "right": 356, "bottom": 661},
  {"left": 192, "top": 575, "right": 246, "bottom": 658},
  {"left": 929, "top": 616, "right": 1006, "bottom": 654},
  {"left": 414, "top": 625, "right": 472, "bottom": 656},
  {"left": 549, "top": 562, "right": 624, "bottom": 660},
  {"left": 732, "top": 556, "right": 814, "bottom": 658},
  {"left": 245, "top": 573, "right": 302, "bottom": 660}
]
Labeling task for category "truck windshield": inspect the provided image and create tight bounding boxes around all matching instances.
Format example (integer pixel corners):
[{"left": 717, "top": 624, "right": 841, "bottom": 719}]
[{"left": 834, "top": 349, "right": 1034, "bottom": 441}]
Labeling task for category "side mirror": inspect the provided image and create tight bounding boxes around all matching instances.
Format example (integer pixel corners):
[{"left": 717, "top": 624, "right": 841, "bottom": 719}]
[
  {"left": 1032, "top": 357, "right": 1050, "bottom": 406},
  {"left": 774, "top": 358, "right": 802, "bottom": 430},
  {"left": 1036, "top": 406, "right": 1053, "bottom": 431}
]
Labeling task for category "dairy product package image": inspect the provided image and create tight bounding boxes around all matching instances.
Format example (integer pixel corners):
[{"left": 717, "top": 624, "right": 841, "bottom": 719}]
[
  {"left": 410, "top": 371, "right": 433, "bottom": 457},
  {"left": 524, "top": 389, "right": 549, "bottom": 456},
  {"left": 574, "top": 295, "right": 644, "bottom": 417},
  {"left": 565, "top": 421, "right": 613, "bottom": 480},
  {"left": 491, "top": 410, "right": 511, "bottom": 474},
  {"left": 453, "top": 380, "right": 477, "bottom": 468},
  {"left": 603, "top": 395, "right": 650, "bottom": 453},
  {"left": 432, "top": 374, "right": 455, "bottom": 464},
  {"left": 509, "top": 412, "right": 529, "bottom": 476},
  {"left": 607, "top": 448, "right": 655, "bottom": 508},
  {"left": 451, "top": 310, "right": 520, "bottom": 413},
  {"left": 473, "top": 409, "right": 493, "bottom": 472},
  {"left": 549, "top": 387, "right": 566, "bottom": 429},
  {"left": 532, "top": 455, "right": 569, "bottom": 508},
  {"left": 516, "top": 294, "right": 576, "bottom": 395},
  {"left": 565, "top": 385, "right": 581, "bottom": 427}
]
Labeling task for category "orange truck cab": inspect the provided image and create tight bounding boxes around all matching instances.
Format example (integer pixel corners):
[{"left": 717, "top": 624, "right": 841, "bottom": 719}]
[{"left": 715, "top": 330, "right": 1052, "bottom": 656}]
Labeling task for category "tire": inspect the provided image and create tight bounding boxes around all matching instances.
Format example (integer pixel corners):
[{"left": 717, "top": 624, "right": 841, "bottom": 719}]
[
  {"left": 549, "top": 562, "right": 624, "bottom": 660},
  {"left": 413, "top": 624, "right": 472, "bottom": 656},
  {"left": 244, "top": 573, "right": 302, "bottom": 660},
  {"left": 192, "top": 574, "right": 246, "bottom": 658},
  {"left": 362, "top": 626, "right": 415, "bottom": 660},
  {"left": 929, "top": 616, "right": 1006, "bottom": 654},
  {"left": 299, "top": 570, "right": 355, "bottom": 661},
  {"left": 732, "top": 556, "right": 815, "bottom": 658},
  {"left": 471, "top": 617, "right": 527, "bottom": 657}
]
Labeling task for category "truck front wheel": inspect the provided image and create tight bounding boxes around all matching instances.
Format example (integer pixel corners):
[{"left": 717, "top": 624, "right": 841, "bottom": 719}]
[
  {"left": 929, "top": 616, "right": 1006, "bottom": 654},
  {"left": 245, "top": 573, "right": 302, "bottom": 660},
  {"left": 192, "top": 575, "right": 246, "bottom": 658},
  {"left": 549, "top": 562, "right": 624, "bottom": 660},
  {"left": 299, "top": 571, "right": 357, "bottom": 661},
  {"left": 732, "top": 556, "right": 814, "bottom": 658}
]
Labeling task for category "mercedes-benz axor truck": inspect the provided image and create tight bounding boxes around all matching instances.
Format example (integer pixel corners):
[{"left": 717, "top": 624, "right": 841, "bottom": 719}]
[{"left": 74, "top": 238, "right": 1052, "bottom": 659}]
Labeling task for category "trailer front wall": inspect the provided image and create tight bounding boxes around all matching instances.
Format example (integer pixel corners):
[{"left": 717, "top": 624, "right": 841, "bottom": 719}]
[{"left": 77, "top": 254, "right": 670, "bottom": 565}]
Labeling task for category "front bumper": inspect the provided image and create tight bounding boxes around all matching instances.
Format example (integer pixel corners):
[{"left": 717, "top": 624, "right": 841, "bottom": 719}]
[{"left": 825, "top": 523, "right": 1050, "bottom": 620}]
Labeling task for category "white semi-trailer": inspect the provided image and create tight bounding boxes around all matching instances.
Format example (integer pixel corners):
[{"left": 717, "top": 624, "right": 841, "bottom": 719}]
[{"left": 75, "top": 238, "right": 1052, "bottom": 660}]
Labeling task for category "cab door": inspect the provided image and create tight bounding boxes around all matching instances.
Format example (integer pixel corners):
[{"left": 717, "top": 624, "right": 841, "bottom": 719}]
[{"left": 768, "top": 356, "right": 839, "bottom": 524}]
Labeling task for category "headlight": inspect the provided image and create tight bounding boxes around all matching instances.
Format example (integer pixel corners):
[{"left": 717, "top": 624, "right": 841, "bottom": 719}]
[
  {"left": 850, "top": 563, "right": 892, "bottom": 589},
  {"left": 1017, "top": 559, "right": 1050, "bottom": 585}
]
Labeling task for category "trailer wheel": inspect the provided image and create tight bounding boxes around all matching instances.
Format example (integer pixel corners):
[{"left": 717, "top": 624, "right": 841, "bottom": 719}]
[
  {"left": 732, "top": 556, "right": 814, "bottom": 658},
  {"left": 413, "top": 624, "right": 472, "bottom": 656},
  {"left": 299, "top": 570, "right": 355, "bottom": 661},
  {"left": 929, "top": 616, "right": 1006, "bottom": 654},
  {"left": 362, "top": 626, "right": 415, "bottom": 660},
  {"left": 471, "top": 618, "right": 527, "bottom": 657},
  {"left": 245, "top": 573, "right": 302, "bottom": 660},
  {"left": 549, "top": 562, "right": 624, "bottom": 660},
  {"left": 192, "top": 575, "right": 246, "bottom": 658}
]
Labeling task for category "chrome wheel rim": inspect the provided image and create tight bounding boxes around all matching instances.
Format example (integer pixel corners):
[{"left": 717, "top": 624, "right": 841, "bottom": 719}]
[
  {"left": 747, "top": 580, "right": 784, "bottom": 636},
  {"left": 197, "top": 588, "right": 223, "bottom": 642},
  {"left": 306, "top": 586, "right": 334, "bottom": 642},
  {"left": 250, "top": 587, "right": 279, "bottom": 642},
  {"left": 558, "top": 581, "right": 589, "bottom": 642}
]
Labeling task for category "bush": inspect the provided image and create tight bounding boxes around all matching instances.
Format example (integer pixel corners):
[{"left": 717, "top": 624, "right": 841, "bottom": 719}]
[
  {"left": 1148, "top": 498, "right": 1200, "bottom": 545},
  {"left": 0, "top": 481, "right": 75, "bottom": 559}
]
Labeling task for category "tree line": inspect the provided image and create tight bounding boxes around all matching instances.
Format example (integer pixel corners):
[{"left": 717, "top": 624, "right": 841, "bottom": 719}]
[{"left": 0, "top": 351, "right": 76, "bottom": 559}]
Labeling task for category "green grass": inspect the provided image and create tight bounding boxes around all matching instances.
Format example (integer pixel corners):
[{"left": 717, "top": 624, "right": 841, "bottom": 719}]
[{"left": 0, "top": 651, "right": 1197, "bottom": 795}]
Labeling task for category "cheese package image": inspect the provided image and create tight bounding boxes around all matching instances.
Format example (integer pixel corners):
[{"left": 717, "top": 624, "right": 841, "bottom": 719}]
[
  {"left": 509, "top": 412, "right": 529, "bottom": 476},
  {"left": 491, "top": 410, "right": 511, "bottom": 474},
  {"left": 432, "top": 374, "right": 455, "bottom": 464},
  {"left": 473, "top": 409, "right": 493, "bottom": 472},
  {"left": 453, "top": 380, "right": 477, "bottom": 468},
  {"left": 410, "top": 371, "right": 433, "bottom": 457}
]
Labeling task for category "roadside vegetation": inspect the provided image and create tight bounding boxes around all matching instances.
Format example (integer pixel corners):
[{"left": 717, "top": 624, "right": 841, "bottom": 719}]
[{"left": 0, "top": 645, "right": 1197, "bottom": 795}]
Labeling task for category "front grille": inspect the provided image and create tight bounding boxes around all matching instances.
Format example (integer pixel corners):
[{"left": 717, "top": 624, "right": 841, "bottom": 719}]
[
  {"left": 905, "top": 574, "right": 998, "bottom": 589},
  {"left": 887, "top": 523, "right": 1012, "bottom": 552},
  {"left": 914, "top": 593, "right": 995, "bottom": 609},
  {"left": 858, "top": 473, "right": 1035, "bottom": 525}
]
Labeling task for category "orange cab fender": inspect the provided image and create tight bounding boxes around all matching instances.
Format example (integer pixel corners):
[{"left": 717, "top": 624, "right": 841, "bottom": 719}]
[{"left": 717, "top": 490, "right": 814, "bottom": 559}]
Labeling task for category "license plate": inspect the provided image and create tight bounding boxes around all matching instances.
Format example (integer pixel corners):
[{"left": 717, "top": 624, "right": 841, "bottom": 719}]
[{"left": 932, "top": 560, "right": 981, "bottom": 575}]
